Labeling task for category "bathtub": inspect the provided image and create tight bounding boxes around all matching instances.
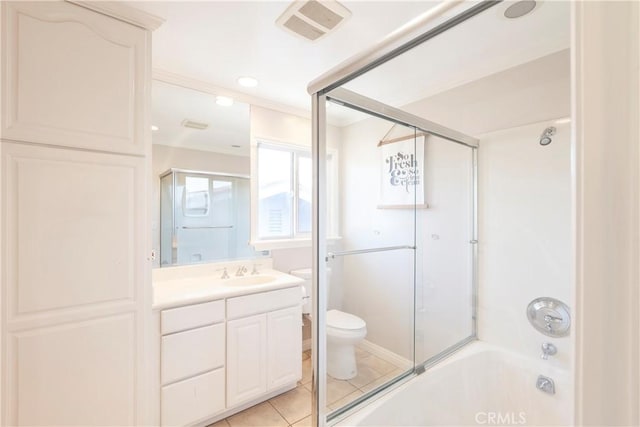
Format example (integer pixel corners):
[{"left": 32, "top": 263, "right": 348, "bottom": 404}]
[{"left": 337, "top": 342, "right": 572, "bottom": 426}]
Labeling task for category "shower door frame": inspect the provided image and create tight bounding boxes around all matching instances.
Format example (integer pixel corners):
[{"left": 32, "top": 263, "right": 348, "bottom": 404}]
[{"left": 312, "top": 87, "right": 479, "bottom": 426}]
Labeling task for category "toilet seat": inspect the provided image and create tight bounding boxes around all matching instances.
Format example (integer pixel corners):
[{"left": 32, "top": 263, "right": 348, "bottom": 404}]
[{"left": 327, "top": 309, "right": 366, "bottom": 334}]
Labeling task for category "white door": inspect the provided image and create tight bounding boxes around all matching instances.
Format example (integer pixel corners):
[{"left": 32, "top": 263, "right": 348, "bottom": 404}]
[
  {"left": 226, "top": 313, "right": 267, "bottom": 407},
  {"left": 267, "top": 306, "right": 302, "bottom": 390}
]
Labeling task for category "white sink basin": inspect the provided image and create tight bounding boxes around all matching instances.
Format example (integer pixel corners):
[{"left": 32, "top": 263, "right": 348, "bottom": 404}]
[{"left": 226, "top": 275, "right": 277, "bottom": 286}]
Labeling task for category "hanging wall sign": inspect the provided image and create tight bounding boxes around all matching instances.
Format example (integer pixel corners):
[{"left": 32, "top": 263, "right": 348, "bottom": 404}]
[{"left": 378, "top": 133, "right": 428, "bottom": 209}]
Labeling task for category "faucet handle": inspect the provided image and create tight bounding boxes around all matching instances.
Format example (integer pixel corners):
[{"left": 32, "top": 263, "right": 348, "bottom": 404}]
[
  {"left": 216, "top": 267, "right": 229, "bottom": 279},
  {"left": 251, "top": 264, "right": 262, "bottom": 275},
  {"left": 541, "top": 342, "right": 557, "bottom": 360},
  {"left": 235, "top": 265, "right": 248, "bottom": 276}
]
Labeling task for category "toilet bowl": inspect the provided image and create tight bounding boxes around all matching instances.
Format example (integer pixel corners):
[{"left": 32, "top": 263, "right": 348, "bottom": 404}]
[
  {"left": 290, "top": 268, "right": 367, "bottom": 380},
  {"left": 326, "top": 309, "right": 367, "bottom": 380}
]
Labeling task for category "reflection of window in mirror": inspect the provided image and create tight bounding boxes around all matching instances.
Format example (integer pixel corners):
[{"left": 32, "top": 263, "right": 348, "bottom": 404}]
[{"left": 183, "top": 176, "right": 210, "bottom": 216}]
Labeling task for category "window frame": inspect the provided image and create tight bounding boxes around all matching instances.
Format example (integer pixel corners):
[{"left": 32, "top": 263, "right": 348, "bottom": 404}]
[{"left": 251, "top": 138, "right": 339, "bottom": 250}]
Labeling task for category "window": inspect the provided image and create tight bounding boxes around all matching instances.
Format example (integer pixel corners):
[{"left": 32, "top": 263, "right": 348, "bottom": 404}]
[{"left": 254, "top": 141, "right": 336, "bottom": 245}]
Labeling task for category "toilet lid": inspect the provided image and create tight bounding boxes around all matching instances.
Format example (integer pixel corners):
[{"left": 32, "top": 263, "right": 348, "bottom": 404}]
[{"left": 327, "top": 309, "right": 366, "bottom": 330}]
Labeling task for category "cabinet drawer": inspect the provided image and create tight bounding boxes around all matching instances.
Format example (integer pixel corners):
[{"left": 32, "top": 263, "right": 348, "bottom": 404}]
[
  {"left": 161, "top": 299, "right": 224, "bottom": 335},
  {"left": 161, "top": 368, "right": 225, "bottom": 427},
  {"left": 227, "top": 286, "right": 301, "bottom": 320},
  {"left": 162, "top": 324, "right": 225, "bottom": 385}
]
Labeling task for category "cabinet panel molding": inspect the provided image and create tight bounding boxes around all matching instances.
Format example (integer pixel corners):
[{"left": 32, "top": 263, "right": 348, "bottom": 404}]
[
  {"left": 8, "top": 314, "right": 137, "bottom": 426},
  {"left": 267, "top": 306, "right": 302, "bottom": 390},
  {"left": 226, "top": 314, "right": 268, "bottom": 407},
  {"left": 3, "top": 142, "right": 143, "bottom": 322},
  {"left": 1, "top": 1, "right": 148, "bottom": 155}
]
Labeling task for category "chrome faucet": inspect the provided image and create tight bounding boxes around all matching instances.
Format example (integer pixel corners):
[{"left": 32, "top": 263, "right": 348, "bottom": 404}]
[
  {"left": 235, "top": 265, "right": 248, "bottom": 277},
  {"left": 536, "top": 375, "right": 555, "bottom": 394},
  {"left": 217, "top": 267, "right": 229, "bottom": 279},
  {"left": 251, "top": 264, "right": 261, "bottom": 275},
  {"left": 541, "top": 342, "right": 557, "bottom": 360}
]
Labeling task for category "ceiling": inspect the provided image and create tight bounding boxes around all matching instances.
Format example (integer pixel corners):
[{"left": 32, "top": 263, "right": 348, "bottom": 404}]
[{"left": 148, "top": 0, "right": 570, "bottom": 150}]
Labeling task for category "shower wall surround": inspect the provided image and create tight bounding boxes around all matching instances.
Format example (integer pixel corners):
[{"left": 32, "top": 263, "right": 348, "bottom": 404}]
[{"left": 478, "top": 120, "right": 572, "bottom": 370}]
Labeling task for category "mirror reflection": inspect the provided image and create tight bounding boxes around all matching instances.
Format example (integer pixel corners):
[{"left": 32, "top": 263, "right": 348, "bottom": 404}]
[{"left": 151, "top": 80, "right": 265, "bottom": 267}]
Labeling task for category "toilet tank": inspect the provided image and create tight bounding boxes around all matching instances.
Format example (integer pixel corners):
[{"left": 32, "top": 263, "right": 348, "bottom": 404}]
[{"left": 289, "top": 268, "right": 331, "bottom": 315}]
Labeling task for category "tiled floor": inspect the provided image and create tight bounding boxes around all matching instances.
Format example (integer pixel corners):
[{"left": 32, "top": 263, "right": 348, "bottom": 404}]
[{"left": 210, "top": 348, "right": 404, "bottom": 427}]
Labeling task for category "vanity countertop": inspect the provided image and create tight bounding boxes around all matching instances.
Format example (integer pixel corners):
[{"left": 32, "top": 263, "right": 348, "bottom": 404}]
[{"left": 153, "top": 268, "right": 304, "bottom": 310}]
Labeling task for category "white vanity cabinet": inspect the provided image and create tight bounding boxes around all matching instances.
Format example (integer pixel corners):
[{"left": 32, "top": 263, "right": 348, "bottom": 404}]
[
  {"left": 226, "top": 287, "right": 302, "bottom": 407},
  {"left": 160, "top": 300, "right": 226, "bottom": 427},
  {"left": 158, "top": 285, "right": 302, "bottom": 426}
]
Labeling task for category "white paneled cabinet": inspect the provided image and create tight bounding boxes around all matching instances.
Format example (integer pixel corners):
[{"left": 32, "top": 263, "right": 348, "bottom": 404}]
[
  {"left": 1, "top": 1, "right": 148, "bottom": 155},
  {"left": 159, "top": 287, "right": 302, "bottom": 426},
  {"left": 0, "top": 1, "right": 159, "bottom": 426},
  {"left": 227, "top": 313, "right": 268, "bottom": 407},
  {"left": 267, "top": 306, "right": 303, "bottom": 390}
]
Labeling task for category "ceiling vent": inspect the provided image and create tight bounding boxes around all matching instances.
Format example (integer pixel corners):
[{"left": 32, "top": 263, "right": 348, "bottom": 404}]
[
  {"left": 276, "top": 0, "right": 351, "bottom": 42},
  {"left": 181, "top": 119, "right": 209, "bottom": 130}
]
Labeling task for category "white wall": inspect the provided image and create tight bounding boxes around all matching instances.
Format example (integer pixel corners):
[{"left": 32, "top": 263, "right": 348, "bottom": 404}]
[
  {"left": 338, "top": 115, "right": 474, "bottom": 361},
  {"left": 151, "top": 145, "right": 249, "bottom": 267},
  {"left": 478, "top": 120, "right": 572, "bottom": 371}
]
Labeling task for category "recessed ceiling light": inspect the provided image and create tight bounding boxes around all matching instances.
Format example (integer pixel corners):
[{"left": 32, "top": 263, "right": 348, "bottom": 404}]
[
  {"left": 555, "top": 117, "right": 571, "bottom": 124},
  {"left": 151, "top": 125, "right": 159, "bottom": 131},
  {"left": 504, "top": 1, "right": 537, "bottom": 19},
  {"left": 237, "top": 76, "right": 258, "bottom": 88},
  {"left": 216, "top": 96, "right": 234, "bottom": 107}
]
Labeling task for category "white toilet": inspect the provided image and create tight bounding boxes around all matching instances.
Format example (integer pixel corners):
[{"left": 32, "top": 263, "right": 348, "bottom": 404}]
[{"left": 290, "top": 268, "right": 367, "bottom": 380}]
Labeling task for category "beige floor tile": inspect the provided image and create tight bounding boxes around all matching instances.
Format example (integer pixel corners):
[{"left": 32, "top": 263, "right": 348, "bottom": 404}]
[
  {"left": 354, "top": 346, "right": 370, "bottom": 359},
  {"left": 326, "top": 377, "right": 358, "bottom": 404},
  {"left": 359, "top": 354, "right": 397, "bottom": 375},
  {"left": 347, "top": 363, "right": 385, "bottom": 389},
  {"left": 269, "top": 386, "right": 312, "bottom": 425},
  {"left": 291, "top": 415, "right": 312, "bottom": 427},
  {"left": 207, "top": 419, "right": 230, "bottom": 427},
  {"left": 328, "top": 389, "right": 364, "bottom": 411},
  {"left": 359, "top": 368, "right": 405, "bottom": 394},
  {"left": 226, "top": 402, "right": 288, "bottom": 427},
  {"left": 299, "top": 356, "right": 312, "bottom": 385}
]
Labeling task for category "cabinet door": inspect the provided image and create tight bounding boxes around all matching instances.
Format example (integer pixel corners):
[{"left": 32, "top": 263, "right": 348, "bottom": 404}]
[
  {"left": 2, "top": 142, "right": 147, "bottom": 426},
  {"left": 1, "top": 1, "right": 148, "bottom": 155},
  {"left": 226, "top": 314, "right": 267, "bottom": 407},
  {"left": 267, "top": 306, "right": 302, "bottom": 390}
]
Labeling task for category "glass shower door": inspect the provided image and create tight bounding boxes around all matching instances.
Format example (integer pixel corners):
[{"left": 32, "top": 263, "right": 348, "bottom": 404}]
[
  {"left": 313, "top": 89, "right": 477, "bottom": 424},
  {"left": 320, "top": 104, "right": 419, "bottom": 419}
]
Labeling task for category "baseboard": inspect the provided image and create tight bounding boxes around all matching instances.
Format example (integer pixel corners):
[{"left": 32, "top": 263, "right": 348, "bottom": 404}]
[{"left": 357, "top": 339, "right": 413, "bottom": 369}]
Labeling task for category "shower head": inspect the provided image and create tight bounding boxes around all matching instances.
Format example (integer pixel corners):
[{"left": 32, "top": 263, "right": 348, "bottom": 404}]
[{"left": 539, "top": 126, "right": 556, "bottom": 146}]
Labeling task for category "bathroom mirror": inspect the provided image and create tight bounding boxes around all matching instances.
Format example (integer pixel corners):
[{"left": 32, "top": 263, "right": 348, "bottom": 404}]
[{"left": 151, "top": 80, "right": 267, "bottom": 267}]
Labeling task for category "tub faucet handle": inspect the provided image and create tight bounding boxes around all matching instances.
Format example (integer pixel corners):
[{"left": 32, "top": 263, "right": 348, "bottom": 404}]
[{"left": 541, "top": 342, "right": 557, "bottom": 360}]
